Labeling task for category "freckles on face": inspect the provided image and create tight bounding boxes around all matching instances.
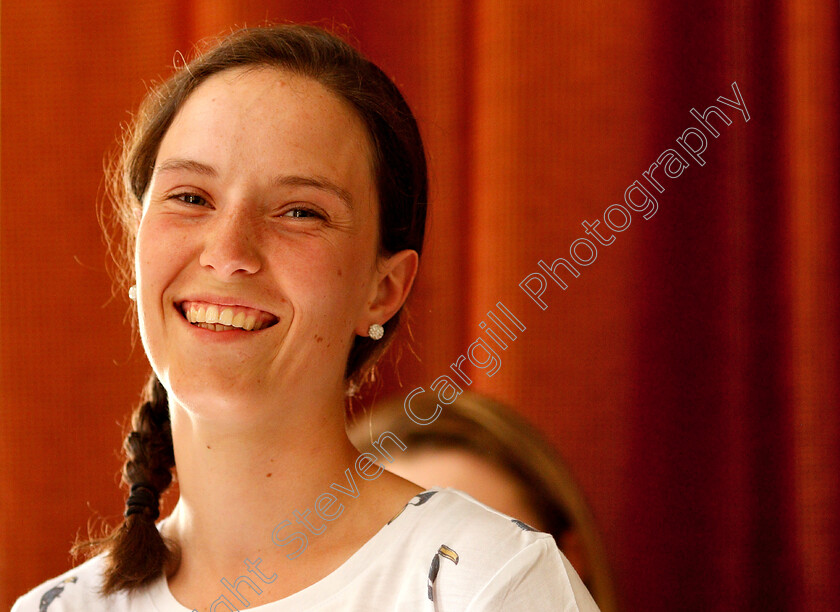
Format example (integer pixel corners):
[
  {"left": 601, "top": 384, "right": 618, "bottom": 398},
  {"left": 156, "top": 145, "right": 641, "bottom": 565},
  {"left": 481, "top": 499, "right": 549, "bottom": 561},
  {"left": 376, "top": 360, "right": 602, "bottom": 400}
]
[{"left": 133, "top": 67, "right": 384, "bottom": 405}]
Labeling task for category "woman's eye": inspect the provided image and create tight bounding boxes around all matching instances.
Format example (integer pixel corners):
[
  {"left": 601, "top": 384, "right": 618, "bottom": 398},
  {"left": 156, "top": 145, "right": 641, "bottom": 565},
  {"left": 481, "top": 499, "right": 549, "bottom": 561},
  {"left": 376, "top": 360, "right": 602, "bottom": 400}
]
[
  {"left": 173, "top": 193, "right": 207, "bottom": 206},
  {"left": 283, "top": 207, "right": 322, "bottom": 219}
]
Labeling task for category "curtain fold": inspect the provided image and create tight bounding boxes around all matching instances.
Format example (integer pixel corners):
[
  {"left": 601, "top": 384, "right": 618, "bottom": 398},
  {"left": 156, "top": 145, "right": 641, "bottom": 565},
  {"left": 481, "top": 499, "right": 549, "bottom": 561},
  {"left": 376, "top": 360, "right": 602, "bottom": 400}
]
[{"left": 783, "top": 2, "right": 840, "bottom": 607}]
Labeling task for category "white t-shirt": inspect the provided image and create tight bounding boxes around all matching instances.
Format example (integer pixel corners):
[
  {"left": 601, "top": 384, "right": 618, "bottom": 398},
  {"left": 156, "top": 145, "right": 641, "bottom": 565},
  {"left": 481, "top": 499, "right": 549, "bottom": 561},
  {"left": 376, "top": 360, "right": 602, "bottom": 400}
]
[{"left": 14, "top": 488, "right": 599, "bottom": 611}]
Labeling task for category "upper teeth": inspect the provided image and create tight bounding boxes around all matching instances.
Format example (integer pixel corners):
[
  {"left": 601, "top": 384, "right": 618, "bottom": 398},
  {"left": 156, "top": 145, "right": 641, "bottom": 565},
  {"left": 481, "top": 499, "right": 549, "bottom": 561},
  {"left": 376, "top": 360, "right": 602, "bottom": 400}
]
[{"left": 183, "top": 303, "right": 269, "bottom": 331}]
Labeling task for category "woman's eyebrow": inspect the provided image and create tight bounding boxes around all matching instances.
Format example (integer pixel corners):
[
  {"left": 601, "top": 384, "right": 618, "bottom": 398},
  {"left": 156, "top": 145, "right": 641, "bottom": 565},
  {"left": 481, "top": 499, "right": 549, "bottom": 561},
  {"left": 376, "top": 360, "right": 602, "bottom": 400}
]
[
  {"left": 153, "top": 158, "right": 218, "bottom": 178},
  {"left": 273, "top": 175, "right": 354, "bottom": 209},
  {"left": 152, "top": 159, "right": 353, "bottom": 209}
]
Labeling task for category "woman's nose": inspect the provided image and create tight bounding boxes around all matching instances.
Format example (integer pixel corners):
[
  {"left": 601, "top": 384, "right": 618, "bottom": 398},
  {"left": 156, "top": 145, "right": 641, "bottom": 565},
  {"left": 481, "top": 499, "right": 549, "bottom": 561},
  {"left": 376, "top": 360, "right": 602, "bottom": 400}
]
[{"left": 198, "top": 211, "right": 262, "bottom": 277}]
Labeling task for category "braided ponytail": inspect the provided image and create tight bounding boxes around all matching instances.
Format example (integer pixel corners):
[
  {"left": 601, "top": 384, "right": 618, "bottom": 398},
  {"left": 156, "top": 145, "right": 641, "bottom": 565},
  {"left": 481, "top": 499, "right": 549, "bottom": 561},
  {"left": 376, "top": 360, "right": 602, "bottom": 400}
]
[{"left": 73, "top": 373, "right": 179, "bottom": 593}]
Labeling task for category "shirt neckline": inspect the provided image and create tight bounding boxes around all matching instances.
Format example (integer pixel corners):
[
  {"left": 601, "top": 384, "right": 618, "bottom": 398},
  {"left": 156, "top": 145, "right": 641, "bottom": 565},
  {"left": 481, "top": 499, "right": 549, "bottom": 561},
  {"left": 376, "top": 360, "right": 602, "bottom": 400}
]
[{"left": 147, "top": 488, "right": 442, "bottom": 611}]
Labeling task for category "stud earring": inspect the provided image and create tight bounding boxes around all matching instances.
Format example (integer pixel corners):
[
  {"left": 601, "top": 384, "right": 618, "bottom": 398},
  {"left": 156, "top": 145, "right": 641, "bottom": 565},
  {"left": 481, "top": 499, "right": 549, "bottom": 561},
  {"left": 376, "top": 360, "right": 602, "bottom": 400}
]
[
  {"left": 368, "top": 323, "right": 384, "bottom": 340},
  {"left": 128, "top": 285, "right": 137, "bottom": 301}
]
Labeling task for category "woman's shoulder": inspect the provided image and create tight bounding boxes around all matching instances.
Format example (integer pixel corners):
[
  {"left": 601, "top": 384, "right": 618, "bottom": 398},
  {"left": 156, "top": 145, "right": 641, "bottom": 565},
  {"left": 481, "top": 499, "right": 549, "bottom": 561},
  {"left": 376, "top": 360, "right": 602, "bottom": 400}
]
[
  {"left": 364, "top": 487, "right": 599, "bottom": 610},
  {"left": 391, "top": 487, "right": 550, "bottom": 545},
  {"left": 12, "top": 554, "right": 144, "bottom": 612}
]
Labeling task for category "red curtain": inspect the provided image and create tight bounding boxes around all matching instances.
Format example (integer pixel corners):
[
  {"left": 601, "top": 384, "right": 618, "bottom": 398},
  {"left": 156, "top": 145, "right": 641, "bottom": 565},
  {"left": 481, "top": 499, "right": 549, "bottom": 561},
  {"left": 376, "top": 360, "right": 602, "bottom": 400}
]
[{"left": 2, "top": 2, "right": 837, "bottom": 610}]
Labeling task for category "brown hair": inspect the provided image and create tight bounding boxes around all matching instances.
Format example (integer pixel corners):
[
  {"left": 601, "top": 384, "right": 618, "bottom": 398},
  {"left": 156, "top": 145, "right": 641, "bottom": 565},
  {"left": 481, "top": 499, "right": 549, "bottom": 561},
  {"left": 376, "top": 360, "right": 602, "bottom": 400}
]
[{"left": 76, "top": 23, "right": 428, "bottom": 593}]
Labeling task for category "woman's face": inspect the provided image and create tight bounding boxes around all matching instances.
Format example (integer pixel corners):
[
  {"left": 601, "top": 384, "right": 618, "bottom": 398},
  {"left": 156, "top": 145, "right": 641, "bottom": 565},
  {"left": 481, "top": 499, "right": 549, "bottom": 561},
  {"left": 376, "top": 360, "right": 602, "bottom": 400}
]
[{"left": 134, "top": 67, "right": 406, "bottom": 419}]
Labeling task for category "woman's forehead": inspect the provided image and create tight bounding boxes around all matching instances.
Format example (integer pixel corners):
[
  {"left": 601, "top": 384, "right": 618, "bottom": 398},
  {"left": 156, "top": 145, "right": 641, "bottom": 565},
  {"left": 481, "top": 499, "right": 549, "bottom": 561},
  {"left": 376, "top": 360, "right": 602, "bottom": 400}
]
[
  {"left": 155, "top": 67, "right": 376, "bottom": 197},
  {"left": 172, "top": 67, "right": 367, "bottom": 147}
]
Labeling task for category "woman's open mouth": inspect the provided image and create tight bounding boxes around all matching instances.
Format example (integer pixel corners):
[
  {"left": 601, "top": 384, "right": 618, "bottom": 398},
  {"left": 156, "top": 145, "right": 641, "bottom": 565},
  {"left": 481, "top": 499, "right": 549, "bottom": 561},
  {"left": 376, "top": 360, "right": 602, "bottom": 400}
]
[{"left": 179, "top": 301, "right": 279, "bottom": 332}]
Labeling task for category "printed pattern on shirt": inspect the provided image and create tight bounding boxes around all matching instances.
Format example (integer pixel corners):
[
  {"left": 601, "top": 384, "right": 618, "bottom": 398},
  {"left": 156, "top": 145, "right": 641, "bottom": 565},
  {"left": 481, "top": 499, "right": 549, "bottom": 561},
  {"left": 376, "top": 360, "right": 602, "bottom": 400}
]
[
  {"left": 427, "top": 544, "right": 459, "bottom": 601},
  {"left": 387, "top": 489, "right": 438, "bottom": 525},
  {"left": 39, "top": 576, "right": 77, "bottom": 612},
  {"left": 511, "top": 518, "right": 537, "bottom": 532}
]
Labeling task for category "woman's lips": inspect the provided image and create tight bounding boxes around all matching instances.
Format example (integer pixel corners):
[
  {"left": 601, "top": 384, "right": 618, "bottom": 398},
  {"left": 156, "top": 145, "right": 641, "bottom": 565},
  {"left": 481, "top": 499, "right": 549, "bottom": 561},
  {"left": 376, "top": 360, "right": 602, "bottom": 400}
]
[{"left": 178, "top": 300, "right": 279, "bottom": 332}]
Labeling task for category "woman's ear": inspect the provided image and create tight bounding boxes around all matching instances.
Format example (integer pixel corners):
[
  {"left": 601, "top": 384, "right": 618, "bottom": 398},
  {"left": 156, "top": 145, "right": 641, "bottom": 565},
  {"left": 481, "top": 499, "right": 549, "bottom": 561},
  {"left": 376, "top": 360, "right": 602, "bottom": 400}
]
[{"left": 356, "top": 249, "right": 419, "bottom": 335}]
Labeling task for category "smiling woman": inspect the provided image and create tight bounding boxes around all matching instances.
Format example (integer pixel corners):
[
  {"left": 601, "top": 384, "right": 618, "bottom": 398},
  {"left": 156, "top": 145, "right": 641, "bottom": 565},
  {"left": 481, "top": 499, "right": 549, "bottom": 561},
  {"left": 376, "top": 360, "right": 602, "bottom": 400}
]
[{"left": 12, "top": 24, "right": 597, "bottom": 612}]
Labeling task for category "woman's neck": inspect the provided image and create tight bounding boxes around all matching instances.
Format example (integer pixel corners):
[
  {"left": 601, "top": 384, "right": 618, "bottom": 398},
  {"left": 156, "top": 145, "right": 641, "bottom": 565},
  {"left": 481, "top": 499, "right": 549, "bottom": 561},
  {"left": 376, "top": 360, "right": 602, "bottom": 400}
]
[{"left": 161, "top": 391, "right": 422, "bottom": 610}]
